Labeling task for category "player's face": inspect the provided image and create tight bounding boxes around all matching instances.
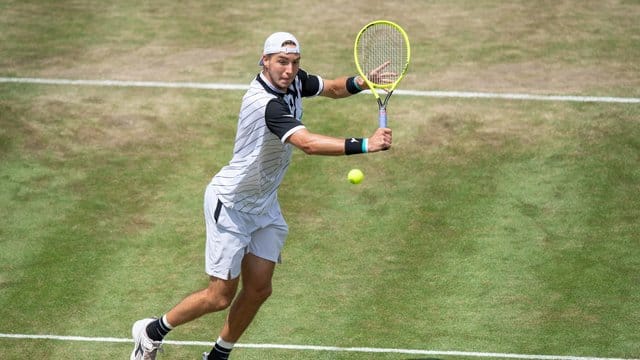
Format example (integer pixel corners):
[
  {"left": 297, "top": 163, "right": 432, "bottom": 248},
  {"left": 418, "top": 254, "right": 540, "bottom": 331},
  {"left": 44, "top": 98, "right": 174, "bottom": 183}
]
[{"left": 262, "top": 50, "right": 300, "bottom": 91}]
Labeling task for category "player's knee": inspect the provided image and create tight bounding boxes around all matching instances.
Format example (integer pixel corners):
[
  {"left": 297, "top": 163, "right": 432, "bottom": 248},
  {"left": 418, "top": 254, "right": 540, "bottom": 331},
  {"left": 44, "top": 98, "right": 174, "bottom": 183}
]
[
  {"left": 258, "top": 285, "right": 273, "bottom": 302},
  {"left": 202, "top": 287, "right": 235, "bottom": 311},
  {"left": 206, "top": 294, "right": 234, "bottom": 311},
  {"left": 247, "top": 284, "right": 273, "bottom": 303}
]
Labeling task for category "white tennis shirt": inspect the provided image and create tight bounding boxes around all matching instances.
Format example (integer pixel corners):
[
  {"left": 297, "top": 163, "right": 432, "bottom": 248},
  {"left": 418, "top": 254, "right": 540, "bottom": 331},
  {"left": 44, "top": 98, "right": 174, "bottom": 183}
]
[{"left": 210, "top": 70, "right": 324, "bottom": 214}]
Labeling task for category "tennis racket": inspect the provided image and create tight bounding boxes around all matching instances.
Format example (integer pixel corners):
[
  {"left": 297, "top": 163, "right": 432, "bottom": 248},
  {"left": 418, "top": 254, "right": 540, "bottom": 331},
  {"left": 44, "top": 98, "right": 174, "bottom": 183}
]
[{"left": 354, "top": 20, "right": 411, "bottom": 128}]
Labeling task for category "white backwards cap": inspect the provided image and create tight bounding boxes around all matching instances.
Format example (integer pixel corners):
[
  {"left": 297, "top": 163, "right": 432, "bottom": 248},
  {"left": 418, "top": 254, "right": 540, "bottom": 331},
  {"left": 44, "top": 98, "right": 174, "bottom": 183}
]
[{"left": 258, "top": 32, "right": 300, "bottom": 66}]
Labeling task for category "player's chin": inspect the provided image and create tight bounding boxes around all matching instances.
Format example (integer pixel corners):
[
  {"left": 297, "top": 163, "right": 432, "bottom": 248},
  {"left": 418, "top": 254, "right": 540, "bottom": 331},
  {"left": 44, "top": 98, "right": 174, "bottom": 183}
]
[{"left": 278, "top": 79, "right": 293, "bottom": 90}]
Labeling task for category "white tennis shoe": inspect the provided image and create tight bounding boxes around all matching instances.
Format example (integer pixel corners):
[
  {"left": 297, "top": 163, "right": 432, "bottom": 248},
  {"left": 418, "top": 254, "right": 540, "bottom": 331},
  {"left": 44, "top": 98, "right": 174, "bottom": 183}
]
[{"left": 130, "top": 318, "right": 163, "bottom": 360}]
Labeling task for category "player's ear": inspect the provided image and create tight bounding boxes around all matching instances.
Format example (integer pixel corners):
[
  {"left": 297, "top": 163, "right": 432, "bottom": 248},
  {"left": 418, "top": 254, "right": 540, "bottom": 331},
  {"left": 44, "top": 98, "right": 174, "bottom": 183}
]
[{"left": 261, "top": 54, "right": 271, "bottom": 67}]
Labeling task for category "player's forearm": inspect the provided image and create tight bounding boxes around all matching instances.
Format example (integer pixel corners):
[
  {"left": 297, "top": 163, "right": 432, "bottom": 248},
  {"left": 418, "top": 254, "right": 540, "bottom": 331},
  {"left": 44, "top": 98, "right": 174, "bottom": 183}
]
[
  {"left": 288, "top": 128, "right": 390, "bottom": 155},
  {"left": 289, "top": 131, "right": 347, "bottom": 155},
  {"left": 321, "top": 76, "right": 367, "bottom": 99}
]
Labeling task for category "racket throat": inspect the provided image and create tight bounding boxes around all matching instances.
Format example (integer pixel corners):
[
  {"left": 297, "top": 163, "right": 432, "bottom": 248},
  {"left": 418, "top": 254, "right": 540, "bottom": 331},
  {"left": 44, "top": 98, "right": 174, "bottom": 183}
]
[{"left": 377, "top": 93, "right": 391, "bottom": 128}]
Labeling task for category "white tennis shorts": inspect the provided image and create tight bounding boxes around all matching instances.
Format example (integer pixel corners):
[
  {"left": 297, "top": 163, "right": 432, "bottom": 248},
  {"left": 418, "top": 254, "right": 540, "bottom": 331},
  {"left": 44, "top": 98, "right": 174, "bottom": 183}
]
[{"left": 203, "top": 185, "right": 288, "bottom": 280}]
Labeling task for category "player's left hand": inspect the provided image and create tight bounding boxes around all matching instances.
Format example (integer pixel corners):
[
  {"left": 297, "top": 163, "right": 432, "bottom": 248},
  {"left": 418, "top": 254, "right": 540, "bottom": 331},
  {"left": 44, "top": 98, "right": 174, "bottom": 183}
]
[{"left": 368, "top": 61, "right": 397, "bottom": 85}]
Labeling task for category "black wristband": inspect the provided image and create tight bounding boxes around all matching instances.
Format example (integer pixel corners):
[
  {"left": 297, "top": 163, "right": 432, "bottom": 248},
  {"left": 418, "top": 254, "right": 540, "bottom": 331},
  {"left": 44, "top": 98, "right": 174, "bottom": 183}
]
[
  {"left": 345, "top": 138, "right": 364, "bottom": 155},
  {"left": 346, "top": 76, "right": 363, "bottom": 94}
]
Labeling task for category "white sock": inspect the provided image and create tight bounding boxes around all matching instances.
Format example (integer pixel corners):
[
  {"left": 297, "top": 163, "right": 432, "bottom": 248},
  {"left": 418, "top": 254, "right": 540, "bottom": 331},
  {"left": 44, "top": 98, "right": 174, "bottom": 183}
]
[
  {"left": 216, "top": 336, "right": 235, "bottom": 349},
  {"left": 161, "top": 314, "right": 174, "bottom": 330}
]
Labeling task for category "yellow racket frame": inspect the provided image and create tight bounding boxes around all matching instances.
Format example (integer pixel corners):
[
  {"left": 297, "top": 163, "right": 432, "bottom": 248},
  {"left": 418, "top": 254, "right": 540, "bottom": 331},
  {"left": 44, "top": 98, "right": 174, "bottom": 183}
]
[
  {"left": 354, "top": 20, "right": 411, "bottom": 99},
  {"left": 354, "top": 20, "right": 410, "bottom": 128}
]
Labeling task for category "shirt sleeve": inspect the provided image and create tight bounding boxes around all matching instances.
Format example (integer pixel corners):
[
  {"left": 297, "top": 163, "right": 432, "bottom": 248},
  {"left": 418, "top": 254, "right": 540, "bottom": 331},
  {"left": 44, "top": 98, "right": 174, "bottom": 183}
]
[
  {"left": 265, "top": 98, "right": 305, "bottom": 143},
  {"left": 297, "top": 69, "right": 323, "bottom": 97}
]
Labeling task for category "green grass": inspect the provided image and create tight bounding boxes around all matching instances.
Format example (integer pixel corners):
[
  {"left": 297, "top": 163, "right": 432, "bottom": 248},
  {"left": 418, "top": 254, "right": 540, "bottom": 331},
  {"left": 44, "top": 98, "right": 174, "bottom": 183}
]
[{"left": 1, "top": 1, "right": 639, "bottom": 359}]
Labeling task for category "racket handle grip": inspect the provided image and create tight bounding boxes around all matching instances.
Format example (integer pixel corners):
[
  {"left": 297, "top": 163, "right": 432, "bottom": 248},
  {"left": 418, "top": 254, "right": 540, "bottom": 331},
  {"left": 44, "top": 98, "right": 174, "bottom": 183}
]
[{"left": 379, "top": 108, "right": 387, "bottom": 128}]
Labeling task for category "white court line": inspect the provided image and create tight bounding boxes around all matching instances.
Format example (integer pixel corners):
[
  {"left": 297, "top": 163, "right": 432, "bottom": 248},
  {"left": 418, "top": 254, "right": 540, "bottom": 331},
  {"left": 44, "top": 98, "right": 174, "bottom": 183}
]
[
  {"left": 1, "top": 77, "right": 639, "bottom": 104},
  {"left": 0, "top": 77, "right": 247, "bottom": 91},
  {"left": 0, "top": 333, "right": 637, "bottom": 360}
]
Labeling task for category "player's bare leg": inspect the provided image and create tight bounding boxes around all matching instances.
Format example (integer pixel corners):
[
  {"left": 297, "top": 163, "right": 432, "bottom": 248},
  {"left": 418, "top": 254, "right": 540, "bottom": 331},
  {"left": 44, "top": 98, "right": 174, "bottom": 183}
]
[
  {"left": 165, "top": 276, "right": 240, "bottom": 326},
  {"left": 202, "top": 253, "right": 276, "bottom": 359},
  {"left": 220, "top": 252, "right": 276, "bottom": 342},
  {"left": 131, "top": 276, "right": 240, "bottom": 360}
]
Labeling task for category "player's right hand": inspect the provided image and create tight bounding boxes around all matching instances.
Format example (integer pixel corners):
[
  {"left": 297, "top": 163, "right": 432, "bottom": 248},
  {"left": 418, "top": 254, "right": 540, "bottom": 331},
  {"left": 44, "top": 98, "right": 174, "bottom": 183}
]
[{"left": 368, "top": 127, "right": 392, "bottom": 152}]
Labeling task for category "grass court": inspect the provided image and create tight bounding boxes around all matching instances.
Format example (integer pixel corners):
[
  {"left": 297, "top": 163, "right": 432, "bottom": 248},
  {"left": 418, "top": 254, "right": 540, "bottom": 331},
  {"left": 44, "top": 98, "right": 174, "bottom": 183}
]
[{"left": 1, "top": 1, "right": 639, "bottom": 359}]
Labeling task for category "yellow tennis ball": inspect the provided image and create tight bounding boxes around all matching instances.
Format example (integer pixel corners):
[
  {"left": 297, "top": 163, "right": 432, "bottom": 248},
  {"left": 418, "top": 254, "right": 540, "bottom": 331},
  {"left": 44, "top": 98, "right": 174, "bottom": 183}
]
[{"left": 348, "top": 169, "right": 364, "bottom": 184}]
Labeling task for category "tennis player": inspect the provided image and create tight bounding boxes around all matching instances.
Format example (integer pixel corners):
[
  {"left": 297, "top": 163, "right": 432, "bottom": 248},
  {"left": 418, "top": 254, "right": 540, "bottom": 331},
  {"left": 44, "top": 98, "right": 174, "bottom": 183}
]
[{"left": 131, "top": 31, "right": 392, "bottom": 360}]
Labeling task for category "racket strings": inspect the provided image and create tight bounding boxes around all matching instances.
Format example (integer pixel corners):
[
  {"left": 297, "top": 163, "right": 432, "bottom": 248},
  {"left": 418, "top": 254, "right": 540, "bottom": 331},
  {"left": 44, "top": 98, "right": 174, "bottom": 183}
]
[{"left": 357, "top": 24, "right": 408, "bottom": 86}]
